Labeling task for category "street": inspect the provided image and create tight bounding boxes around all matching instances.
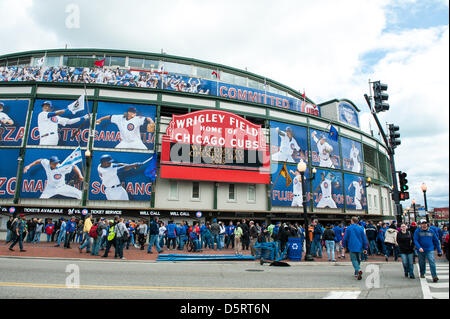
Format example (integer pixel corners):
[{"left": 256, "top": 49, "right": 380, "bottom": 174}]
[{"left": 0, "top": 256, "right": 447, "bottom": 299}]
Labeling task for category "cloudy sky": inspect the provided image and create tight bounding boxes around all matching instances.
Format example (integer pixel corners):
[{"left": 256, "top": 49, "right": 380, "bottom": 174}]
[{"left": 0, "top": 0, "right": 448, "bottom": 209}]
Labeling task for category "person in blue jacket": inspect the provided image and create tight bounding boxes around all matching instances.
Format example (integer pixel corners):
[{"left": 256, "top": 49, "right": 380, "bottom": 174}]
[
  {"left": 430, "top": 223, "right": 443, "bottom": 247},
  {"left": 377, "top": 223, "right": 388, "bottom": 256},
  {"left": 333, "top": 223, "right": 345, "bottom": 259},
  {"left": 177, "top": 222, "right": 187, "bottom": 250},
  {"left": 166, "top": 220, "right": 177, "bottom": 250},
  {"left": 414, "top": 219, "right": 442, "bottom": 283},
  {"left": 64, "top": 217, "right": 77, "bottom": 249},
  {"left": 343, "top": 216, "right": 368, "bottom": 280},
  {"left": 311, "top": 219, "right": 323, "bottom": 258}
]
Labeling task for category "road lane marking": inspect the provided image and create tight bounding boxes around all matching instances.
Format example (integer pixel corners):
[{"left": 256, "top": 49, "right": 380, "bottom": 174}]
[
  {"left": 0, "top": 282, "right": 360, "bottom": 294},
  {"left": 323, "top": 291, "right": 361, "bottom": 299}
]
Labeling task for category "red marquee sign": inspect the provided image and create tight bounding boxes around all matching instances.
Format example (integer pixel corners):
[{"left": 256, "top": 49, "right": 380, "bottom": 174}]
[{"left": 160, "top": 109, "right": 270, "bottom": 183}]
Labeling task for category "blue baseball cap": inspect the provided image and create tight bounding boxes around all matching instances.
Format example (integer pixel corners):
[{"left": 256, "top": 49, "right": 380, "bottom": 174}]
[
  {"left": 100, "top": 154, "right": 114, "bottom": 163},
  {"left": 42, "top": 101, "right": 52, "bottom": 107},
  {"left": 49, "top": 156, "right": 60, "bottom": 163}
]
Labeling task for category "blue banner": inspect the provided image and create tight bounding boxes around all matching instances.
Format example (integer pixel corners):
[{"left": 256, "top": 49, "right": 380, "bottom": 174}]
[
  {"left": 89, "top": 150, "right": 154, "bottom": 201},
  {"left": 0, "top": 99, "right": 29, "bottom": 147},
  {"left": 270, "top": 120, "right": 308, "bottom": 164},
  {"left": 339, "top": 102, "right": 359, "bottom": 128},
  {"left": 28, "top": 99, "right": 93, "bottom": 147},
  {"left": 341, "top": 137, "right": 363, "bottom": 174},
  {"left": 311, "top": 168, "right": 344, "bottom": 209},
  {"left": 94, "top": 102, "right": 156, "bottom": 151},
  {"left": 344, "top": 173, "right": 367, "bottom": 210},
  {"left": 270, "top": 162, "right": 311, "bottom": 207},
  {"left": 0, "top": 66, "right": 321, "bottom": 117},
  {"left": 21, "top": 148, "right": 85, "bottom": 199},
  {"left": 310, "top": 128, "right": 341, "bottom": 169},
  {"left": 0, "top": 148, "right": 19, "bottom": 199}
]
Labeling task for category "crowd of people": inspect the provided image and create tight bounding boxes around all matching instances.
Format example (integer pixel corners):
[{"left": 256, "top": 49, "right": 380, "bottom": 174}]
[
  {"left": 0, "top": 66, "right": 210, "bottom": 94},
  {"left": 5, "top": 214, "right": 448, "bottom": 280}
]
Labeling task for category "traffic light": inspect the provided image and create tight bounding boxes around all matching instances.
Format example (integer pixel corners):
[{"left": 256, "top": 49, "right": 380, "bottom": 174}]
[
  {"left": 398, "top": 171, "right": 409, "bottom": 201},
  {"left": 373, "top": 81, "right": 389, "bottom": 112},
  {"left": 389, "top": 124, "right": 401, "bottom": 148}
]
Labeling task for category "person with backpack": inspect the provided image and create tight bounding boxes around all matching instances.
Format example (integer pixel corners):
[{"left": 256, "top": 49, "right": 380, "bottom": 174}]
[
  {"left": 6, "top": 216, "right": 15, "bottom": 243},
  {"left": 365, "top": 221, "right": 378, "bottom": 255},
  {"left": 210, "top": 219, "right": 221, "bottom": 250},
  {"left": 397, "top": 223, "right": 416, "bottom": 279},
  {"left": 125, "top": 221, "right": 135, "bottom": 250},
  {"left": 89, "top": 219, "right": 101, "bottom": 256},
  {"left": 323, "top": 224, "right": 336, "bottom": 262},
  {"left": 64, "top": 217, "right": 77, "bottom": 248},
  {"left": 190, "top": 221, "right": 202, "bottom": 252},
  {"left": 114, "top": 218, "right": 129, "bottom": 259},
  {"left": 9, "top": 214, "right": 28, "bottom": 252},
  {"left": 384, "top": 224, "right": 399, "bottom": 262},
  {"left": 343, "top": 217, "right": 368, "bottom": 280},
  {"left": 44, "top": 220, "right": 55, "bottom": 242}
]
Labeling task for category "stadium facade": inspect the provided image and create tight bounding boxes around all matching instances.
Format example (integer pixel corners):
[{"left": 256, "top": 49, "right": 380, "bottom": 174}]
[{"left": 0, "top": 48, "right": 396, "bottom": 228}]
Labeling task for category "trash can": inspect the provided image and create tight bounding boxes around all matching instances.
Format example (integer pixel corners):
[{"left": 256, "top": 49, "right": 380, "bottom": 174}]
[{"left": 287, "top": 237, "right": 303, "bottom": 261}]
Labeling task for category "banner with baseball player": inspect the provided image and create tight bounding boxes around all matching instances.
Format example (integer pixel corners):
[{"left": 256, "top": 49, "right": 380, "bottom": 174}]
[
  {"left": 311, "top": 168, "right": 344, "bottom": 209},
  {"left": 310, "top": 128, "right": 341, "bottom": 170},
  {"left": 270, "top": 121, "right": 308, "bottom": 164},
  {"left": 341, "top": 137, "right": 363, "bottom": 174},
  {"left": 270, "top": 162, "right": 312, "bottom": 207},
  {"left": 28, "top": 98, "right": 93, "bottom": 147},
  {"left": 89, "top": 150, "right": 155, "bottom": 201},
  {"left": 0, "top": 148, "right": 20, "bottom": 199},
  {"left": 20, "top": 148, "right": 85, "bottom": 199},
  {"left": 0, "top": 99, "right": 30, "bottom": 147},
  {"left": 94, "top": 102, "right": 156, "bottom": 151},
  {"left": 344, "top": 173, "right": 367, "bottom": 210}
]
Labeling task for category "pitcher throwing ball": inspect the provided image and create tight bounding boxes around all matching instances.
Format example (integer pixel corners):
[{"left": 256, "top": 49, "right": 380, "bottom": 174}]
[{"left": 96, "top": 107, "right": 155, "bottom": 150}]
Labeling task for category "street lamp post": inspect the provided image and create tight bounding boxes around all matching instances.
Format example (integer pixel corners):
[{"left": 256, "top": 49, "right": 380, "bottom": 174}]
[
  {"left": 412, "top": 199, "right": 416, "bottom": 223},
  {"left": 297, "top": 160, "right": 315, "bottom": 262},
  {"left": 421, "top": 183, "right": 429, "bottom": 223}
]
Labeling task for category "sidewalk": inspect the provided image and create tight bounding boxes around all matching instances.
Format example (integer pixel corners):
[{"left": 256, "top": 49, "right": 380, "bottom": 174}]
[{"left": 4, "top": 239, "right": 440, "bottom": 263}]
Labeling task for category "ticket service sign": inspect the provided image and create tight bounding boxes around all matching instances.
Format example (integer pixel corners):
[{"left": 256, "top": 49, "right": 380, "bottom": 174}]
[{"left": 160, "top": 109, "right": 270, "bottom": 183}]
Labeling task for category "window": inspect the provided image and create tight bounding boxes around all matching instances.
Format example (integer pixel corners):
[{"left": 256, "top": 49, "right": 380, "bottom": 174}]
[
  {"left": 195, "top": 66, "right": 215, "bottom": 80},
  {"left": 18, "top": 57, "right": 31, "bottom": 66},
  {"left": 165, "top": 61, "right": 192, "bottom": 75},
  {"left": 228, "top": 184, "right": 235, "bottom": 201},
  {"left": 106, "top": 56, "right": 126, "bottom": 67},
  {"left": 248, "top": 184, "right": 256, "bottom": 202},
  {"left": 368, "top": 195, "right": 373, "bottom": 208},
  {"left": 374, "top": 195, "right": 378, "bottom": 209},
  {"left": 128, "top": 57, "right": 144, "bottom": 68},
  {"left": 168, "top": 180, "right": 178, "bottom": 200},
  {"left": 143, "top": 59, "right": 159, "bottom": 70},
  {"left": 192, "top": 182, "right": 200, "bottom": 199}
]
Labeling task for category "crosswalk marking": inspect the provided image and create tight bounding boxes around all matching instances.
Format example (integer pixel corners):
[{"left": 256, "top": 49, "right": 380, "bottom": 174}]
[{"left": 418, "top": 263, "right": 449, "bottom": 299}]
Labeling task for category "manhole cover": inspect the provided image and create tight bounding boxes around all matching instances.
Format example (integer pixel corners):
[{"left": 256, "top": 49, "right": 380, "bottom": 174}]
[{"left": 245, "top": 269, "right": 264, "bottom": 272}]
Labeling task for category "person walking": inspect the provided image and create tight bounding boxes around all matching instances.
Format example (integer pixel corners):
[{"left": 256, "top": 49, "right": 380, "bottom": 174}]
[
  {"left": 210, "top": 219, "right": 220, "bottom": 250},
  {"left": 397, "top": 223, "right": 416, "bottom": 279},
  {"left": 343, "top": 217, "right": 368, "bottom": 280},
  {"left": 241, "top": 219, "right": 250, "bottom": 251},
  {"left": 136, "top": 220, "right": 148, "bottom": 251},
  {"left": 323, "top": 224, "right": 336, "bottom": 262},
  {"left": 365, "top": 221, "right": 378, "bottom": 255},
  {"left": 311, "top": 219, "right": 323, "bottom": 258},
  {"left": 219, "top": 221, "right": 226, "bottom": 250},
  {"left": 78, "top": 214, "right": 93, "bottom": 253},
  {"left": 9, "top": 214, "right": 28, "bottom": 252},
  {"left": 249, "top": 221, "right": 258, "bottom": 256},
  {"left": 414, "top": 219, "right": 443, "bottom": 282},
  {"left": 333, "top": 223, "right": 345, "bottom": 259},
  {"left": 166, "top": 220, "right": 177, "bottom": 250},
  {"left": 101, "top": 219, "right": 117, "bottom": 258},
  {"left": 55, "top": 218, "right": 66, "bottom": 247},
  {"left": 384, "top": 224, "right": 399, "bottom": 262},
  {"left": 6, "top": 217, "right": 15, "bottom": 243}
]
